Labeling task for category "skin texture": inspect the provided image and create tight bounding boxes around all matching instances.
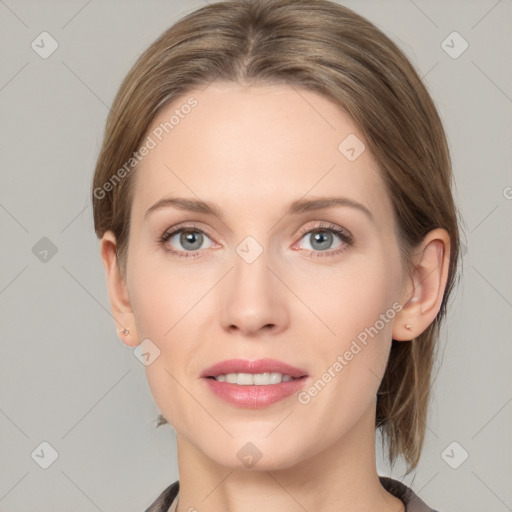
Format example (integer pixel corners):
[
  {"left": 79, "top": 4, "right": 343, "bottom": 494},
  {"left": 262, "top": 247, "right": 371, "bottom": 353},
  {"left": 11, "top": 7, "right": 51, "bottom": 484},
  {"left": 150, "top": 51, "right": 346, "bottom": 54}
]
[{"left": 100, "top": 82, "right": 450, "bottom": 512}]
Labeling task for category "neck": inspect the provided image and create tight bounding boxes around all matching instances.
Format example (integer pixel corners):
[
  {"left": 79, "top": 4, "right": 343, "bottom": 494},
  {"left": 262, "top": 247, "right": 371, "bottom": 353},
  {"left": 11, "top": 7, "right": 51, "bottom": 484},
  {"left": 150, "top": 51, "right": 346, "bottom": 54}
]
[{"left": 173, "top": 403, "right": 404, "bottom": 512}]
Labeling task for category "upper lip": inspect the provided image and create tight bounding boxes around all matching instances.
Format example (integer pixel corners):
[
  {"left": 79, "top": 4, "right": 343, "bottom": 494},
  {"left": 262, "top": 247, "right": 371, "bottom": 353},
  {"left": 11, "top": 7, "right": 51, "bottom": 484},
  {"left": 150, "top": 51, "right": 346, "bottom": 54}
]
[{"left": 201, "top": 358, "right": 308, "bottom": 378}]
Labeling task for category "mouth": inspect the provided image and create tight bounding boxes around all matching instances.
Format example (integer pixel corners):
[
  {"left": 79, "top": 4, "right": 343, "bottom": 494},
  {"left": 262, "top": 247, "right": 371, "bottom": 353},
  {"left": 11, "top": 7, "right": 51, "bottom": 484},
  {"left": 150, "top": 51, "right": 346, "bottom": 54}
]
[
  {"left": 201, "top": 357, "right": 308, "bottom": 381},
  {"left": 206, "top": 372, "right": 303, "bottom": 385},
  {"left": 200, "top": 358, "right": 309, "bottom": 408}
]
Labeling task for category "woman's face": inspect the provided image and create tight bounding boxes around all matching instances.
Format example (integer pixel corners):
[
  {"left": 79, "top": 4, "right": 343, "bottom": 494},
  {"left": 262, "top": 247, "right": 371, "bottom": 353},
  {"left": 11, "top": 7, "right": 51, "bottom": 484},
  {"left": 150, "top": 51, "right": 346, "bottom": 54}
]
[{"left": 123, "top": 82, "right": 410, "bottom": 469}]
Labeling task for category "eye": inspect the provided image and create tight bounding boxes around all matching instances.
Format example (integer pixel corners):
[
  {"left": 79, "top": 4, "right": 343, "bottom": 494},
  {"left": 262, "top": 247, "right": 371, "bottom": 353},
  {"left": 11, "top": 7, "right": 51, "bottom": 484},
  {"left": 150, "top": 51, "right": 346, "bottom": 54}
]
[
  {"left": 158, "top": 222, "right": 353, "bottom": 259},
  {"left": 158, "top": 224, "right": 216, "bottom": 258},
  {"left": 294, "top": 222, "right": 353, "bottom": 258}
]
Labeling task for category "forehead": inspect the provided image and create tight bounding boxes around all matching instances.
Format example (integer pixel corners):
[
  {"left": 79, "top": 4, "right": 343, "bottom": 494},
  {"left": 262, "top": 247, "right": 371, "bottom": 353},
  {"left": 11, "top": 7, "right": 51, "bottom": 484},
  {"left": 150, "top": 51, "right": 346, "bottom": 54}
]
[{"left": 131, "top": 81, "right": 393, "bottom": 225}]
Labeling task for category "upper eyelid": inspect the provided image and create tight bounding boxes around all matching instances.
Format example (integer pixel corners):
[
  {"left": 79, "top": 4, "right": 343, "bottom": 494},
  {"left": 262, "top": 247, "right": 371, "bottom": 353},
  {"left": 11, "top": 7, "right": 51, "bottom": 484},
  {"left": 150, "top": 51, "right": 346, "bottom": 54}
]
[
  {"left": 162, "top": 222, "right": 346, "bottom": 235},
  {"left": 298, "top": 222, "right": 351, "bottom": 236},
  {"left": 162, "top": 223, "right": 215, "bottom": 240}
]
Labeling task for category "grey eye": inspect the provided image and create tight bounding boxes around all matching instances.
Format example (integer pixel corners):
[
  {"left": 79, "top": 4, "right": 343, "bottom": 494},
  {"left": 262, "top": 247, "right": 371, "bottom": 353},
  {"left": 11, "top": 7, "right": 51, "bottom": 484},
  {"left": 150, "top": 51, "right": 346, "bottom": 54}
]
[
  {"left": 166, "top": 229, "right": 212, "bottom": 251},
  {"left": 300, "top": 230, "right": 342, "bottom": 251}
]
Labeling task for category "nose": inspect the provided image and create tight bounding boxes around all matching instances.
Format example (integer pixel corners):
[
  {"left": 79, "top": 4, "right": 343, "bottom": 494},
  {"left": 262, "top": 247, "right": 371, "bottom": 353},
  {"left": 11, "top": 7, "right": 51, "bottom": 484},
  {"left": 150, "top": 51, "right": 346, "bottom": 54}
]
[{"left": 219, "top": 244, "right": 289, "bottom": 336}]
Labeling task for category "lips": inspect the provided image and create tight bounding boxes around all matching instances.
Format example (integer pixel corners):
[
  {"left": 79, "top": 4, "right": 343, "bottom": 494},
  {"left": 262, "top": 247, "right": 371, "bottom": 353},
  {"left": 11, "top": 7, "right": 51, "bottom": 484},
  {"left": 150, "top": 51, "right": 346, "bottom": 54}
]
[
  {"left": 200, "top": 358, "right": 309, "bottom": 408},
  {"left": 200, "top": 358, "right": 308, "bottom": 379}
]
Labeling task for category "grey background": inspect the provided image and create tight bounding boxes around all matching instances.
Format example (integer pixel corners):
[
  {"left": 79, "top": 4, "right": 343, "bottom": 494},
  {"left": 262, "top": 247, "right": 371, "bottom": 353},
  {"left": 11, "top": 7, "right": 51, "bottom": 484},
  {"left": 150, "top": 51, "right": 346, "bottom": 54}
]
[{"left": 1, "top": 0, "right": 511, "bottom": 511}]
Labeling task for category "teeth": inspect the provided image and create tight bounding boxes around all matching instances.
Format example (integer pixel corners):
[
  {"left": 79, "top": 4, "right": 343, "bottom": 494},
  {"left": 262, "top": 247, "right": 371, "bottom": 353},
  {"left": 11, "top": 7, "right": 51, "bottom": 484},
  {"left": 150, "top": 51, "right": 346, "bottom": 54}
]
[{"left": 213, "top": 372, "right": 295, "bottom": 385}]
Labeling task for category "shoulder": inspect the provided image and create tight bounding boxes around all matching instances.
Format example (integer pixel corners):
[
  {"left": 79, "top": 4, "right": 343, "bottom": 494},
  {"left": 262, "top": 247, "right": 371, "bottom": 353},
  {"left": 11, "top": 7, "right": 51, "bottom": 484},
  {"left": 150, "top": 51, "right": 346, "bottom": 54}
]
[
  {"left": 144, "top": 480, "right": 179, "bottom": 512},
  {"left": 379, "top": 476, "right": 440, "bottom": 512}
]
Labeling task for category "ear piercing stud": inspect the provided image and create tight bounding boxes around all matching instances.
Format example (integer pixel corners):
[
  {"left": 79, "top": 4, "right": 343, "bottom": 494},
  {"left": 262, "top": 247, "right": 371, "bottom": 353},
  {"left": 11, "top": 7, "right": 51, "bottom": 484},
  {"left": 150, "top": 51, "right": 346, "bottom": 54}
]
[
  {"left": 404, "top": 324, "right": 413, "bottom": 332},
  {"left": 122, "top": 328, "right": 130, "bottom": 336}
]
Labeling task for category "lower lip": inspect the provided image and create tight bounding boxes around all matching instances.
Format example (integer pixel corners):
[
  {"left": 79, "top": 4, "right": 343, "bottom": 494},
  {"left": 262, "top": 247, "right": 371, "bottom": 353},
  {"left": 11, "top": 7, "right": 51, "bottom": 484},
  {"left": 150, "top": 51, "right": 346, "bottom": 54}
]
[{"left": 203, "top": 377, "right": 308, "bottom": 408}]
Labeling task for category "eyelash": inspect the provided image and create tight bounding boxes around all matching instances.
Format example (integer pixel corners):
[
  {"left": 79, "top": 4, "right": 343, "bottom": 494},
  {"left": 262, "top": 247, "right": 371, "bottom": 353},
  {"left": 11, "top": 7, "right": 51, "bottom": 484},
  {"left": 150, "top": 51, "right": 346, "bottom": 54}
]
[{"left": 158, "top": 222, "right": 354, "bottom": 260}]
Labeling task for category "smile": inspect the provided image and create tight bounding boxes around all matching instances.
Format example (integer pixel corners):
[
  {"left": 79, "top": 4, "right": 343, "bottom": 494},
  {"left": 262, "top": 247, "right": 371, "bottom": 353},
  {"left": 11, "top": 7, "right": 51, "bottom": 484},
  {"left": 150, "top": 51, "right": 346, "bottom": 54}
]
[{"left": 208, "top": 372, "right": 299, "bottom": 385}]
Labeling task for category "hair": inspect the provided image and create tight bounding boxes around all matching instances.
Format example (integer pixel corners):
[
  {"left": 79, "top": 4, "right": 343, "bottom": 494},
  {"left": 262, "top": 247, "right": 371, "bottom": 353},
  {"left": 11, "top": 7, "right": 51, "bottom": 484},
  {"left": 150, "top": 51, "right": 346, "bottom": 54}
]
[{"left": 91, "top": 0, "right": 461, "bottom": 474}]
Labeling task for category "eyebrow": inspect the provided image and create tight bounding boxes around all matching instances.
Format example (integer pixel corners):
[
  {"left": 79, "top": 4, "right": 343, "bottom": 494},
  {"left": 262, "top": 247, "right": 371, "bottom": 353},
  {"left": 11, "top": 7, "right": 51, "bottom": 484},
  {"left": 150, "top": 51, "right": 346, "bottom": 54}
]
[{"left": 144, "top": 196, "right": 374, "bottom": 222}]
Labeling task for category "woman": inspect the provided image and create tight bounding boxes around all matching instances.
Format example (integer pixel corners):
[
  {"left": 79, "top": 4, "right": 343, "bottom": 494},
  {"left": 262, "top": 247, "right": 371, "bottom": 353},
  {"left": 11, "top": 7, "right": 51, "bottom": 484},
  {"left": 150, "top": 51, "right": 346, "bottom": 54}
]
[{"left": 91, "top": 1, "right": 460, "bottom": 510}]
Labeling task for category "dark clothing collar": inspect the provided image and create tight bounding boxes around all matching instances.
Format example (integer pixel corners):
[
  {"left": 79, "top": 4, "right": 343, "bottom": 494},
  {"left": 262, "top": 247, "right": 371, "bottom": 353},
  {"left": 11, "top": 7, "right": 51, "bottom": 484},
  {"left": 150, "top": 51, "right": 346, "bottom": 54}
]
[{"left": 144, "top": 476, "right": 439, "bottom": 512}]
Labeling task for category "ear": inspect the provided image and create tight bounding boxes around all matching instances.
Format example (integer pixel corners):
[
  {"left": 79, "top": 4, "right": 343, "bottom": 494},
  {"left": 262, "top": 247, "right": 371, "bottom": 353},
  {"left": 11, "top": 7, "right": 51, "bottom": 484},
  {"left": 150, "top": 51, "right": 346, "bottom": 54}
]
[
  {"left": 393, "top": 228, "right": 451, "bottom": 341},
  {"left": 100, "top": 231, "right": 139, "bottom": 347}
]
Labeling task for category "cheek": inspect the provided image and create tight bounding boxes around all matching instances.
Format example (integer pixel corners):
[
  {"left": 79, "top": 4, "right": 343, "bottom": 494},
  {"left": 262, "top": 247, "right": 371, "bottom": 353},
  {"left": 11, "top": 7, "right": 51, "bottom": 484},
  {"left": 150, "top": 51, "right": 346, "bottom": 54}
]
[
  {"left": 295, "top": 274, "right": 397, "bottom": 439},
  {"left": 301, "top": 256, "right": 398, "bottom": 346},
  {"left": 300, "top": 256, "right": 399, "bottom": 400},
  {"left": 127, "top": 255, "right": 207, "bottom": 427},
  {"left": 128, "top": 249, "right": 204, "bottom": 339}
]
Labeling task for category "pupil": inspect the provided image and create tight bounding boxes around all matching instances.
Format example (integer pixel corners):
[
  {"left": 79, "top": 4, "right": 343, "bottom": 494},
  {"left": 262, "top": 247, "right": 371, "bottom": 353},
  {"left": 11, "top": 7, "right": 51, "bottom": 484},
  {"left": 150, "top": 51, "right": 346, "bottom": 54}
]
[
  {"left": 312, "top": 231, "right": 332, "bottom": 250},
  {"left": 181, "top": 231, "right": 202, "bottom": 250}
]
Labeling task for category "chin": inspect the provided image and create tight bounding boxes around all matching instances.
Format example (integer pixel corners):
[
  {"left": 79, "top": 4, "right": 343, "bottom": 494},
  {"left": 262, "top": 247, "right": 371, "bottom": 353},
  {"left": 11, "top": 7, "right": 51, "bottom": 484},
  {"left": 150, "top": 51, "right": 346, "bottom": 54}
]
[{"left": 199, "top": 436, "right": 308, "bottom": 472}]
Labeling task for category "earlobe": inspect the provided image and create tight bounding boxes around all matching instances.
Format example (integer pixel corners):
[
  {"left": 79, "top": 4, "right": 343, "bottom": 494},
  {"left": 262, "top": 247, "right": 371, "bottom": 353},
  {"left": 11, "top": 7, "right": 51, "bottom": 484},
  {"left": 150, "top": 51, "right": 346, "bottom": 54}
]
[
  {"left": 393, "top": 228, "right": 451, "bottom": 341},
  {"left": 100, "top": 231, "right": 139, "bottom": 347}
]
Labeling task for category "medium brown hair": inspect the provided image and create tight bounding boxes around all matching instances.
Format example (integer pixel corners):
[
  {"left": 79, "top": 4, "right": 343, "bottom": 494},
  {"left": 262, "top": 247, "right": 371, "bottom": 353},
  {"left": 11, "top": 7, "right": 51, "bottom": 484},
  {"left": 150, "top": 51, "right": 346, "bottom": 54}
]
[{"left": 91, "top": 0, "right": 461, "bottom": 473}]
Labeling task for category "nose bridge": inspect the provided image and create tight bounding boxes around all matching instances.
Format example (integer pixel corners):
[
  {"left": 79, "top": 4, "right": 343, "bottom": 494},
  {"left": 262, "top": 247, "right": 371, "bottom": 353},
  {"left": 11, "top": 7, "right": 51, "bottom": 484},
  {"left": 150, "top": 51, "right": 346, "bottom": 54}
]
[
  {"left": 233, "top": 235, "right": 271, "bottom": 292},
  {"left": 232, "top": 234, "right": 275, "bottom": 307},
  {"left": 220, "top": 234, "right": 287, "bottom": 334}
]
